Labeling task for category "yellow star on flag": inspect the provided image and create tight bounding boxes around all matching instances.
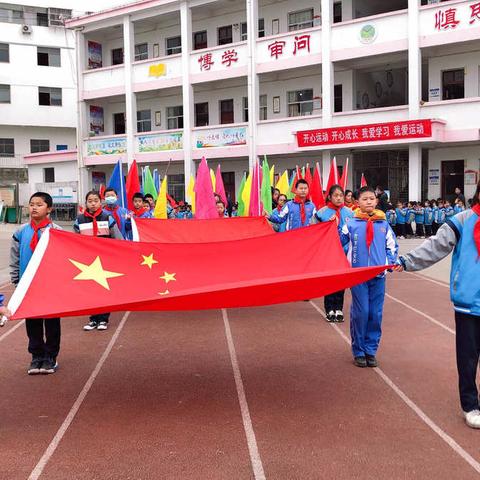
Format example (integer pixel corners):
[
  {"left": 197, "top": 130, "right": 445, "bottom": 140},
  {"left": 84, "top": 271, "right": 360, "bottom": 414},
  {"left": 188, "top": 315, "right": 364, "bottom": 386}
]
[
  {"left": 160, "top": 272, "right": 176, "bottom": 284},
  {"left": 141, "top": 253, "right": 158, "bottom": 269},
  {"left": 69, "top": 256, "right": 124, "bottom": 291}
]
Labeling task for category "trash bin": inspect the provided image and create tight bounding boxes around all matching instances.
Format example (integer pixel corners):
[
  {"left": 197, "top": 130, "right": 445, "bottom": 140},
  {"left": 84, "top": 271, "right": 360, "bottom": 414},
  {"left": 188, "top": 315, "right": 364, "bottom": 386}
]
[{"left": 6, "top": 207, "right": 17, "bottom": 223}]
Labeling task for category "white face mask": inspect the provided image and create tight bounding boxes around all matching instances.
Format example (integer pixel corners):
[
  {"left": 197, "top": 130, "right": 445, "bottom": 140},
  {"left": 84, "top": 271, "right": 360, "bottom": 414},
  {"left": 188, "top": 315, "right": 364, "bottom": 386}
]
[{"left": 105, "top": 196, "right": 117, "bottom": 206}]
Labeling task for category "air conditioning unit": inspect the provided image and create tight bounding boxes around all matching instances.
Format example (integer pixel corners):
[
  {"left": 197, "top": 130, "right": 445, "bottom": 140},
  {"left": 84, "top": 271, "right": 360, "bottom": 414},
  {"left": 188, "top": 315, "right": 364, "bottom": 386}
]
[{"left": 21, "top": 24, "right": 32, "bottom": 34}]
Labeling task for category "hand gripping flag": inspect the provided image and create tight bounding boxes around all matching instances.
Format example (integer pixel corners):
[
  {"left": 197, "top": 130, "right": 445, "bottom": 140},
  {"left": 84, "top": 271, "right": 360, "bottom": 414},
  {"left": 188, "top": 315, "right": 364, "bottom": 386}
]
[{"left": 8, "top": 223, "right": 389, "bottom": 320}]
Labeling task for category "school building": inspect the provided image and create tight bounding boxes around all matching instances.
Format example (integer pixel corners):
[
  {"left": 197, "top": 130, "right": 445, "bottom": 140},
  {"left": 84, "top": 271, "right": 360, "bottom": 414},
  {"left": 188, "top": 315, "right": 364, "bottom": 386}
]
[{"left": 24, "top": 0, "right": 480, "bottom": 206}]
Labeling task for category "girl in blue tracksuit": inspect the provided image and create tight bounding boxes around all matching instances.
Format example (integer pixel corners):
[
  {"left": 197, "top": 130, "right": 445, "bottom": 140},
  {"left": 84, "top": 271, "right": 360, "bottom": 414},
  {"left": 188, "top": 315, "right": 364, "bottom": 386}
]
[
  {"left": 433, "top": 200, "right": 445, "bottom": 234},
  {"left": 444, "top": 201, "right": 455, "bottom": 221},
  {"left": 398, "top": 181, "right": 480, "bottom": 429},
  {"left": 424, "top": 200, "right": 434, "bottom": 237},
  {"left": 268, "top": 179, "right": 315, "bottom": 231},
  {"left": 315, "top": 184, "right": 354, "bottom": 322},
  {"left": 271, "top": 194, "right": 288, "bottom": 232},
  {"left": 454, "top": 200, "right": 466, "bottom": 214},
  {"left": 340, "top": 186, "right": 398, "bottom": 368},
  {"left": 405, "top": 202, "right": 415, "bottom": 237},
  {"left": 395, "top": 202, "right": 407, "bottom": 238},
  {"left": 414, "top": 204, "right": 425, "bottom": 238}
]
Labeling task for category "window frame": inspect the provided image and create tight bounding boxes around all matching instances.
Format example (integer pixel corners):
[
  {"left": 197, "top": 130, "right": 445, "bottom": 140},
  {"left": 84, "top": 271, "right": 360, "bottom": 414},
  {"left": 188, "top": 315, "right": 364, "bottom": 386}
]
[
  {"left": 0, "top": 43, "right": 9, "bottom": 63},
  {"left": 38, "top": 87, "right": 62, "bottom": 106},
  {"left": 111, "top": 47, "right": 124, "bottom": 66},
  {"left": 166, "top": 105, "right": 184, "bottom": 130},
  {"left": 43, "top": 167, "right": 55, "bottom": 183},
  {"left": 240, "top": 22, "right": 248, "bottom": 42},
  {"left": 30, "top": 139, "right": 50, "bottom": 153},
  {"left": 37, "top": 12, "right": 49, "bottom": 26},
  {"left": 195, "top": 102, "right": 209, "bottom": 127},
  {"left": 166, "top": 36, "right": 182, "bottom": 56},
  {"left": 37, "top": 46, "right": 61, "bottom": 67},
  {"left": 334, "top": 84, "right": 343, "bottom": 113},
  {"left": 242, "top": 96, "right": 248, "bottom": 122},
  {"left": 442, "top": 68, "right": 465, "bottom": 101},
  {"left": 288, "top": 8, "right": 314, "bottom": 31},
  {"left": 217, "top": 25, "right": 233, "bottom": 46},
  {"left": 287, "top": 89, "right": 314, "bottom": 117},
  {"left": 134, "top": 43, "right": 148, "bottom": 61},
  {"left": 0, "top": 84, "right": 11, "bottom": 104},
  {"left": 220, "top": 98, "right": 234, "bottom": 124},
  {"left": 0, "top": 138, "right": 14, "bottom": 158},
  {"left": 136, "top": 109, "right": 152, "bottom": 133},
  {"left": 193, "top": 30, "right": 208, "bottom": 50},
  {"left": 259, "top": 94, "right": 267, "bottom": 120},
  {"left": 113, "top": 112, "right": 126, "bottom": 135}
]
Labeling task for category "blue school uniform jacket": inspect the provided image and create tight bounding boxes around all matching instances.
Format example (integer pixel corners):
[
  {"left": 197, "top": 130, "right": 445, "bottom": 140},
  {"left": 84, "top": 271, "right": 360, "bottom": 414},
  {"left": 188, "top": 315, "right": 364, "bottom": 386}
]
[
  {"left": 414, "top": 207, "right": 425, "bottom": 224},
  {"left": 454, "top": 205, "right": 465, "bottom": 214},
  {"left": 434, "top": 207, "right": 446, "bottom": 224},
  {"left": 10, "top": 222, "right": 61, "bottom": 284},
  {"left": 401, "top": 210, "right": 480, "bottom": 317},
  {"left": 315, "top": 206, "right": 353, "bottom": 228},
  {"left": 0, "top": 293, "right": 4, "bottom": 307},
  {"left": 406, "top": 209, "right": 415, "bottom": 224},
  {"left": 386, "top": 209, "right": 397, "bottom": 226},
  {"left": 424, "top": 207, "right": 434, "bottom": 225},
  {"left": 103, "top": 205, "right": 131, "bottom": 238},
  {"left": 340, "top": 214, "right": 398, "bottom": 276},
  {"left": 445, "top": 206, "right": 454, "bottom": 220},
  {"left": 395, "top": 208, "right": 407, "bottom": 224},
  {"left": 269, "top": 200, "right": 316, "bottom": 230}
]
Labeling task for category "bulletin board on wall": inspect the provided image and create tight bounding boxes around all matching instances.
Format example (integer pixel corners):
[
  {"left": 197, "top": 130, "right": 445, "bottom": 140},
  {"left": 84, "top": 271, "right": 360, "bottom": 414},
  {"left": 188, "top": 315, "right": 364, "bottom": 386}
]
[{"left": 0, "top": 185, "right": 16, "bottom": 206}]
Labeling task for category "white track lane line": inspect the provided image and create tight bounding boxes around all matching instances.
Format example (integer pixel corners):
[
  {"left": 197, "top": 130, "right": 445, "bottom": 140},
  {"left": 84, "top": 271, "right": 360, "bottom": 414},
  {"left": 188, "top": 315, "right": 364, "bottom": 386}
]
[
  {"left": 385, "top": 293, "right": 455, "bottom": 335},
  {"left": 309, "top": 301, "right": 480, "bottom": 475},
  {"left": 408, "top": 271, "right": 449, "bottom": 288},
  {"left": 0, "top": 319, "right": 24, "bottom": 341},
  {"left": 222, "top": 309, "right": 266, "bottom": 480},
  {"left": 28, "top": 311, "right": 131, "bottom": 480}
]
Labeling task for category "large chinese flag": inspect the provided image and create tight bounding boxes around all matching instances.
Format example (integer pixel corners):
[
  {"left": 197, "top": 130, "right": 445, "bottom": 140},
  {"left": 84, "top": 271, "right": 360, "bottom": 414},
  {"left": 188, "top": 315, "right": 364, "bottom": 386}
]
[
  {"left": 9, "top": 224, "right": 388, "bottom": 320},
  {"left": 132, "top": 216, "right": 273, "bottom": 243}
]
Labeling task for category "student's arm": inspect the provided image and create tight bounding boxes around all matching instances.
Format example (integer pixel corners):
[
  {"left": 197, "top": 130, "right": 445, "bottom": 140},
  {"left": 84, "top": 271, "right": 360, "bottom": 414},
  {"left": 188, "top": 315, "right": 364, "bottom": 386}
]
[
  {"left": 108, "top": 218, "right": 124, "bottom": 240},
  {"left": 73, "top": 218, "right": 80, "bottom": 234},
  {"left": 339, "top": 223, "right": 350, "bottom": 247},
  {"left": 385, "top": 226, "right": 399, "bottom": 264},
  {"left": 9, "top": 232, "right": 20, "bottom": 285},
  {"left": 269, "top": 204, "right": 289, "bottom": 224},
  {"left": 400, "top": 222, "right": 458, "bottom": 271}
]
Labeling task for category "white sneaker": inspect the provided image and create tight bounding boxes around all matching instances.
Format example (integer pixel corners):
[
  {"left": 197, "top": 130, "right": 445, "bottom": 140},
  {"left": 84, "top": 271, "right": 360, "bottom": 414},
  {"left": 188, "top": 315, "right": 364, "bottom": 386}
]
[
  {"left": 464, "top": 410, "right": 480, "bottom": 429},
  {"left": 97, "top": 322, "right": 108, "bottom": 331},
  {"left": 83, "top": 321, "right": 97, "bottom": 331},
  {"left": 326, "top": 310, "right": 335, "bottom": 322},
  {"left": 335, "top": 310, "right": 344, "bottom": 322}
]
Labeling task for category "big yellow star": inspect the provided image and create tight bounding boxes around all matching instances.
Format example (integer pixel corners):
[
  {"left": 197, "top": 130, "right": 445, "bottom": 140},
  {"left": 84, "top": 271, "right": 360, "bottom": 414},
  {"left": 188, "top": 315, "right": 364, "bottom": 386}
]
[
  {"left": 141, "top": 253, "right": 158, "bottom": 269},
  {"left": 69, "top": 256, "right": 124, "bottom": 291},
  {"left": 160, "top": 272, "right": 176, "bottom": 284}
]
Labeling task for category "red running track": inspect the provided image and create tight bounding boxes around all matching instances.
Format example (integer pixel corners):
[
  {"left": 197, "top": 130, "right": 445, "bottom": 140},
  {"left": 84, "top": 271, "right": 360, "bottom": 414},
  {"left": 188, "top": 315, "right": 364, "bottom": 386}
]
[{"left": 0, "top": 273, "right": 479, "bottom": 479}]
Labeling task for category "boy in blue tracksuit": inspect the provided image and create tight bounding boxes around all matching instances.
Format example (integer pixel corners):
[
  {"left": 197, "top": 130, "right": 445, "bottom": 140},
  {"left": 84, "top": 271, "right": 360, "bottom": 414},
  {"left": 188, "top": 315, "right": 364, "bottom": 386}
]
[
  {"left": 405, "top": 202, "right": 415, "bottom": 237},
  {"left": 103, "top": 187, "right": 132, "bottom": 239},
  {"left": 268, "top": 179, "right": 316, "bottom": 230},
  {"left": 131, "top": 193, "right": 153, "bottom": 219},
  {"left": 433, "top": 200, "right": 445, "bottom": 234},
  {"left": 397, "top": 182, "right": 480, "bottom": 429},
  {"left": 340, "top": 186, "right": 398, "bottom": 368},
  {"left": 10, "top": 192, "right": 62, "bottom": 375},
  {"left": 386, "top": 203, "right": 396, "bottom": 231},
  {"left": 395, "top": 202, "right": 407, "bottom": 238},
  {"left": 444, "top": 201, "right": 454, "bottom": 221},
  {"left": 424, "top": 200, "right": 434, "bottom": 237},
  {"left": 414, "top": 204, "right": 425, "bottom": 238}
]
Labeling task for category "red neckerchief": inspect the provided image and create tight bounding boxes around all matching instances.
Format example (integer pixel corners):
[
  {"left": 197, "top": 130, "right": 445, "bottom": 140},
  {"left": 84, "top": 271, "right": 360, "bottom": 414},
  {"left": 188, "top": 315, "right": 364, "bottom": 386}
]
[
  {"left": 132, "top": 207, "right": 147, "bottom": 218},
  {"left": 30, "top": 218, "right": 51, "bottom": 252},
  {"left": 293, "top": 195, "right": 307, "bottom": 224},
  {"left": 344, "top": 200, "right": 354, "bottom": 210},
  {"left": 277, "top": 204, "right": 283, "bottom": 212},
  {"left": 327, "top": 201, "right": 344, "bottom": 223},
  {"left": 104, "top": 205, "right": 121, "bottom": 228},
  {"left": 354, "top": 209, "right": 386, "bottom": 250},
  {"left": 473, "top": 204, "right": 480, "bottom": 259},
  {"left": 84, "top": 208, "right": 103, "bottom": 237}
]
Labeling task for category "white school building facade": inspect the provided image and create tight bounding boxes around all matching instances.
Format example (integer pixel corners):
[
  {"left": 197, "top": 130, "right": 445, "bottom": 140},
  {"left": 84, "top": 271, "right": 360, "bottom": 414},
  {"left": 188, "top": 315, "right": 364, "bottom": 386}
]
[{"left": 24, "top": 0, "right": 480, "bottom": 206}]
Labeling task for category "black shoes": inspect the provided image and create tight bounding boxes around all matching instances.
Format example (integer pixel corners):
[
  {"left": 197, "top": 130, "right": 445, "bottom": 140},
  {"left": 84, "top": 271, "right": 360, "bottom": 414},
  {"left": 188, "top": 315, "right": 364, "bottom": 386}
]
[
  {"left": 27, "top": 356, "right": 43, "bottom": 375},
  {"left": 365, "top": 355, "right": 378, "bottom": 368},
  {"left": 354, "top": 356, "right": 367, "bottom": 368},
  {"left": 40, "top": 357, "right": 58, "bottom": 374}
]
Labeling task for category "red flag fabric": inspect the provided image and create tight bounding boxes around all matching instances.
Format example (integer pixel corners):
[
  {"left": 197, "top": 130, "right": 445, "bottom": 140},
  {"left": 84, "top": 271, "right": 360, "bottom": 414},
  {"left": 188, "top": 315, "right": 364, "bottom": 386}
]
[
  {"left": 360, "top": 173, "right": 367, "bottom": 188},
  {"left": 310, "top": 162, "right": 326, "bottom": 209},
  {"left": 194, "top": 157, "right": 218, "bottom": 219},
  {"left": 249, "top": 160, "right": 262, "bottom": 216},
  {"left": 132, "top": 217, "right": 273, "bottom": 243},
  {"left": 304, "top": 164, "right": 313, "bottom": 190},
  {"left": 290, "top": 165, "right": 302, "bottom": 195},
  {"left": 126, "top": 160, "right": 141, "bottom": 211},
  {"left": 9, "top": 224, "right": 389, "bottom": 320},
  {"left": 339, "top": 158, "right": 349, "bottom": 191},
  {"left": 215, "top": 165, "right": 228, "bottom": 205},
  {"left": 325, "top": 158, "right": 339, "bottom": 199},
  {"left": 99, "top": 184, "right": 105, "bottom": 200},
  {"left": 167, "top": 193, "right": 178, "bottom": 208}
]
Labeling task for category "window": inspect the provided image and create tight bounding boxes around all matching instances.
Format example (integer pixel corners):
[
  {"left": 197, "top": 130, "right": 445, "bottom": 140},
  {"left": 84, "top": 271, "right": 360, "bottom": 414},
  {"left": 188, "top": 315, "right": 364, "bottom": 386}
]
[
  {"left": 137, "top": 110, "right": 151, "bottom": 133},
  {"left": 218, "top": 25, "right": 233, "bottom": 46},
  {"left": 442, "top": 69, "right": 464, "bottom": 100},
  {"left": 38, "top": 87, "right": 62, "bottom": 106},
  {"left": 241, "top": 22, "right": 247, "bottom": 42},
  {"left": 195, "top": 102, "right": 209, "bottom": 126},
  {"left": 259, "top": 94, "right": 267, "bottom": 120},
  {"left": 0, "top": 84, "right": 10, "bottom": 103},
  {"left": 37, "top": 47, "right": 61, "bottom": 67},
  {"left": 44, "top": 167, "right": 55, "bottom": 183},
  {"left": 37, "top": 12, "right": 48, "bottom": 26},
  {"left": 288, "top": 9, "right": 314, "bottom": 31},
  {"left": 166, "top": 36, "right": 181, "bottom": 55},
  {"left": 167, "top": 106, "right": 184, "bottom": 129},
  {"left": 113, "top": 113, "right": 125, "bottom": 134},
  {"left": 134, "top": 43, "right": 148, "bottom": 61},
  {"left": 56, "top": 144, "right": 68, "bottom": 151},
  {"left": 333, "top": 2, "right": 342, "bottom": 23},
  {"left": 220, "top": 99, "right": 234, "bottom": 124},
  {"left": 0, "top": 43, "right": 9, "bottom": 63},
  {"left": 49, "top": 8, "right": 71, "bottom": 26},
  {"left": 168, "top": 174, "right": 185, "bottom": 202},
  {"left": 0, "top": 138, "right": 14, "bottom": 157},
  {"left": 258, "top": 18, "right": 265, "bottom": 38},
  {"left": 242, "top": 97, "right": 248, "bottom": 122},
  {"left": 30, "top": 139, "right": 50, "bottom": 153},
  {"left": 287, "top": 89, "right": 313, "bottom": 117},
  {"left": 334, "top": 84, "right": 343, "bottom": 112},
  {"left": 111, "top": 48, "right": 124, "bottom": 66},
  {"left": 194, "top": 31, "right": 207, "bottom": 50}
]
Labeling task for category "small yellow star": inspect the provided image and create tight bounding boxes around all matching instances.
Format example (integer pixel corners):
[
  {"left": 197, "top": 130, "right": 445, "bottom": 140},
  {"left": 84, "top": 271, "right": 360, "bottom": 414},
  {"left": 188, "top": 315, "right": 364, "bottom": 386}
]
[
  {"left": 69, "top": 256, "right": 124, "bottom": 291},
  {"left": 140, "top": 253, "right": 158, "bottom": 269},
  {"left": 159, "top": 289, "right": 170, "bottom": 296},
  {"left": 160, "top": 272, "right": 176, "bottom": 284}
]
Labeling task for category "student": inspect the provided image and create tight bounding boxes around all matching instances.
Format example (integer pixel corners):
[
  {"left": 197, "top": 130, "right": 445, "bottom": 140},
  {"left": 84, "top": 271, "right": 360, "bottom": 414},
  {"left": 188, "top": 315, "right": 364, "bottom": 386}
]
[
  {"left": 131, "top": 193, "right": 152, "bottom": 219},
  {"left": 272, "top": 194, "right": 288, "bottom": 232},
  {"left": 216, "top": 200, "right": 227, "bottom": 218},
  {"left": 340, "top": 186, "right": 398, "bottom": 368},
  {"left": 344, "top": 190, "right": 355, "bottom": 210},
  {"left": 454, "top": 200, "right": 465, "bottom": 214},
  {"left": 74, "top": 191, "right": 123, "bottom": 331},
  {"left": 144, "top": 193, "right": 155, "bottom": 210},
  {"left": 444, "top": 200, "right": 454, "bottom": 221},
  {"left": 396, "top": 181, "right": 480, "bottom": 429},
  {"left": 267, "top": 179, "right": 316, "bottom": 230},
  {"left": 386, "top": 203, "right": 397, "bottom": 233},
  {"left": 10, "top": 192, "right": 62, "bottom": 375},
  {"left": 103, "top": 188, "right": 131, "bottom": 239},
  {"left": 414, "top": 203, "right": 425, "bottom": 238},
  {"left": 433, "top": 200, "right": 445, "bottom": 235},
  {"left": 315, "top": 185, "right": 353, "bottom": 322},
  {"left": 424, "top": 200, "right": 434, "bottom": 237},
  {"left": 405, "top": 202, "right": 415, "bottom": 238},
  {"left": 272, "top": 188, "right": 280, "bottom": 209},
  {"left": 395, "top": 201, "right": 407, "bottom": 239}
]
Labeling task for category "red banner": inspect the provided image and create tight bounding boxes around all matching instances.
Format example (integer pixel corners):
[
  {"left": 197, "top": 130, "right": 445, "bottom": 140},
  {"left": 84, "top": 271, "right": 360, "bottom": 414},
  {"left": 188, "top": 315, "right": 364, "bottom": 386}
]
[
  {"left": 133, "top": 217, "right": 273, "bottom": 243},
  {"left": 9, "top": 224, "right": 388, "bottom": 320},
  {"left": 297, "top": 119, "right": 432, "bottom": 147}
]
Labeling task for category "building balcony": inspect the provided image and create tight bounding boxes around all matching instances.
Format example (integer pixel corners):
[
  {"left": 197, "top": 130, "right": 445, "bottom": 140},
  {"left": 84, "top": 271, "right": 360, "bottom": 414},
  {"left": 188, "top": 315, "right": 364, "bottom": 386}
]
[
  {"left": 133, "top": 54, "right": 183, "bottom": 93},
  {"left": 83, "top": 64, "right": 125, "bottom": 100},
  {"left": 135, "top": 129, "right": 184, "bottom": 162},
  {"left": 192, "top": 123, "right": 249, "bottom": 158}
]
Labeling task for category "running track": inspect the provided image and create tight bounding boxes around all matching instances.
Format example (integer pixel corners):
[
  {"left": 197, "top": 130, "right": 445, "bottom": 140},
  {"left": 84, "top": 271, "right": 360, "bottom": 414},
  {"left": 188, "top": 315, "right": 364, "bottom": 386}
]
[{"left": 1, "top": 273, "right": 479, "bottom": 480}]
